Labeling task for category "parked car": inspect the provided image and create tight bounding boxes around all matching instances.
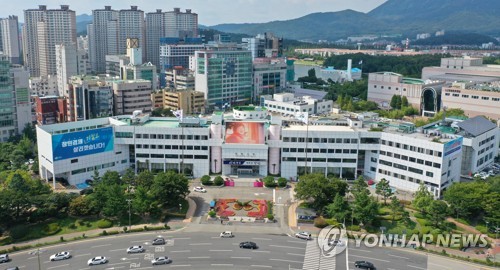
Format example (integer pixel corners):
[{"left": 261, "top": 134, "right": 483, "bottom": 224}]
[
  {"left": 193, "top": 186, "right": 207, "bottom": 193},
  {"left": 0, "top": 254, "right": 9, "bottom": 263},
  {"left": 295, "top": 231, "right": 312, "bottom": 240},
  {"left": 79, "top": 188, "right": 93, "bottom": 195},
  {"left": 127, "top": 246, "right": 145, "bottom": 254},
  {"left": 5, "top": 267, "right": 19, "bottom": 270},
  {"left": 239, "top": 241, "right": 258, "bottom": 249},
  {"left": 151, "top": 256, "right": 172, "bottom": 265},
  {"left": 354, "top": 260, "right": 375, "bottom": 269},
  {"left": 152, "top": 237, "right": 166, "bottom": 245},
  {"left": 49, "top": 251, "right": 71, "bottom": 261},
  {"left": 87, "top": 256, "right": 107, "bottom": 266},
  {"left": 220, "top": 231, "right": 234, "bottom": 238}
]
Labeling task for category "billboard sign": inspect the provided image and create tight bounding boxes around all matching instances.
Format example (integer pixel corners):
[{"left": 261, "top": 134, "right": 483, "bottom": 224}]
[
  {"left": 223, "top": 160, "right": 262, "bottom": 165},
  {"left": 443, "top": 137, "right": 463, "bottom": 157},
  {"left": 225, "top": 122, "right": 265, "bottom": 144},
  {"left": 52, "top": 127, "right": 114, "bottom": 161}
]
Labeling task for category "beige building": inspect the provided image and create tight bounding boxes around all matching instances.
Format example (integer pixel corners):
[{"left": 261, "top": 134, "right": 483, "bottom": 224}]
[
  {"left": 442, "top": 82, "right": 500, "bottom": 121},
  {"left": 165, "top": 68, "right": 195, "bottom": 90},
  {"left": 164, "top": 90, "right": 205, "bottom": 114},
  {"left": 151, "top": 91, "right": 164, "bottom": 108},
  {"left": 368, "top": 72, "right": 444, "bottom": 115},
  {"left": 422, "top": 57, "right": 500, "bottom": 82},
  {"left": 112, "top": 79, "right": 152, "bottom": 115}
]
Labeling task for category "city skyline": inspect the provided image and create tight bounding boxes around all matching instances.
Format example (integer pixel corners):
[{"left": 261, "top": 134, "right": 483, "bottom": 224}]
[{"left": 1, "top": 0, "right": 386, "bottom": 26}]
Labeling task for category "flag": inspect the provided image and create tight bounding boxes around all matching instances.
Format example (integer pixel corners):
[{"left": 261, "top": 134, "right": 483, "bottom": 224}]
[
  {"left": 173, "top": 109, "right": 183, "bottom": 120},
  {"left": 295, "top": 112, "right": 309, "bottom": 124},
  {"left": 359, "top": 60, "right": 363, "bottom": 65}
]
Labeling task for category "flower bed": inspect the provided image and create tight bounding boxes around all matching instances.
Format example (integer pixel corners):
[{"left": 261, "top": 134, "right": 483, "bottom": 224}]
[
  {"left": 247, "top": 200, "right": 268, "bottom": 218},
  {"left": 233, "top": 204, "right": 242, "bottom": 210},
  {"left": 216, "top": 199, "right": 236, "bottom": 217},
  {"left": 243, "top": 205, "right": 253, "bottom": 211}
]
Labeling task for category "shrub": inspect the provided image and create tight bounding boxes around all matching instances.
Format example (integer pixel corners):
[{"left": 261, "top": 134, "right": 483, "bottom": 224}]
[
  {"left": 68, "top": 223, "right": 77, "bottom": 229},
  {"left": 42, "top": 223, "right": 61, "bottom": 236},
  {"left": 209, "top": 210, "right": 216, "bottom": 218},
  {"left": 129, "top": 228, "right": 145, "bottom": 233},
  {"left": 277, "top": 177, "right": 287, "bottom": 187},
  {"left": 201, "top": 175, "right": 212, "bottom": 185},
  {"left": 476, "top": 225, "right": 488, "bottom": 234},
  {"left": 60, "top": 236, "right": 64, "bottom": 242},
  {"left": 214, "top": 176, "right": 224, "bottom": 186},
  {"left": 123, "top": 226, "right": 128, "bottom": 233},
  {"left": 101, "top": 230, "right": 108, "bottom": 236},
  {"left": 413, "top": 212, "right": 425, "bottom": 219},
  {"left": 444, "top": 221, "right": 457, "bottom": 230},
  {"left": 347, "top": 225, "right": 361, "bottom": 231},
  {"left": 144, "top": 225, "right": 149, "bottom": 231},
  {"left": 97, "top": 219, "right": 113, "bottom": 229},
  {"left": 264, "top": 176, "right": 276, "bottom": 188},
  {"left": 314, "top": 217, "right": 328, "bottom": 228},
  {"left": 164, "top": 224, "right": 170, "bottom": 230},
  {"left": 267, "top": 214, "right": 274, "bottom": 220}
]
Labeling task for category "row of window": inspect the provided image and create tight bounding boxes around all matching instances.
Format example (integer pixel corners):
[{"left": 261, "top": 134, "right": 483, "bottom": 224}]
[
  {"left": 378, "top": 158, "right": 436, "bottom": 177},
  {"left": 283, "top": 137, "right": 359, "bottom": 144},
  {"left": 135, "top": 134, "right": 209, "bottom": 140},
  {"left": 381, "top": 140, "right": 442, "bottom": 157},
  {"left": 444, "top": 93, "right": 500, "bottom": 101},
  {"left": 282, "top": 157, "right": 357, "bottom": 163},
  {"left": 378, "top": 151, "right": 442, "bottom": 168},
  {"left": 283, "top": 148, "right": 357, "bottom": 154},
  {"left": 479, "top": 135, "right": 496, "bottom": 147},
  {"left": 374, "top": 167, "right": 438, "bottom": 187},
  {"left": 136, "top": 145, "right": 209, "bottom": 150},
  {"left": 136, "top": 154, "right": 208, "bottom": 159},
  {"left": 479, "top": 143, "right": 495, "bottom": 155},
  {"left": 71, "top": 160, "right": 126, "bottom": 175},
  {"left": 373, "top": 85, "right": 407, "bottom": 91},
  {"left": 477, "top": 152, "right": 494, "bottom": 167}
]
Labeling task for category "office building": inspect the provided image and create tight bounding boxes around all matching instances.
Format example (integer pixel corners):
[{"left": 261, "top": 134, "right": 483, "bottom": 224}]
[
  {"left": 23, "top": 5, "right": 76, "bottom": 77},
  {"left": 112, "top": 79, "right": 152, "bottom": 115},
  {"left": 442, "top": 82, "right": 500, "bottom": 121},
  {"left": 35, "top": 96, "right": 67, "bottom": 125},
  {"left": 194, "top": 45, "right": 253, "bottom": 108},
  {"left": 56, "top": 43, "right": 78, "bottom": 97},
  {"left": 165, "top": 67, "right": 195, "bottom": 90},
  {"left": 66, "top": 76, "right": 114, "bottom": 121},
  {"left": 159, "top": 38, "right": 204, "bottom": 71},
  {"left": 106, "top": 54, "right": 130, "bottom": 77},
  {"left": 263, "top": 93, "right": 333, "bottom": 116},
  {"left": 0, "top": 55, "right": 31, "bottom": 142},
  {"left": 242, "top": 33, "right": 283, "bottom": 59},
  {"left": 0, "top": 16, "right": 21, "bottom": 64},
  {"left": 29, "top": 75, "right": 58, "bottom": 97},
  {"left": 164, "top": 90, "right": 205, "bottom": 114},
  {"left": 367, "top": 72, "right": 445, "bottom": 115},
  {"left": 422, "top": 57, "right": 500, "bottom": 83},
  {"left": 253, "top": 57, "right": 287, "bottom": 100}
]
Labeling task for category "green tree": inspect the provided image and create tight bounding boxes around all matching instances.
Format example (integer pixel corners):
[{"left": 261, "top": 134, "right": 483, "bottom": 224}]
[
  {"left": 351, "top": 176, "right": 370, "bottom": 196},
  {"left": 401, "top": 96, "right": 409, "bottom": 108},
  {"left": 345, "top": 99, "right": 355, "bottom": 112},
  {"left": 132, "top": 186, "right": 156, "bottom": 217},
  {"left": 91, "top": 170, "right": 101, "bottom": 184},
  {"left": 401, "top": 210, "right": 411, "bottom": 226},
  {"left": 101, "top": 184, "right": 127, "bottom": 218},
  {"left": 101, "top": 171, "right": 122, "bottom": 186},
  {"left": 413, "top": 183, "right": 433, "bottom": 214},
  {"left": 151, "top": 171, "right": 190, "bottom": 208},
  {"left": 443, "top": 181, "right": 489, "bottom": 219},
  {"left": 68, "top": 196, "right": 95, "bottom": 216},
  {"left": 427, "top": 200, "right": 448, "bottom": 227},
  {"left": 352, "top": 191, "right": 379, "bottom": 226},
  {"left": 390, "top": 95, "right": 400, "bottom": 109},
  {"left": 325, "top": 195, "right": 350, "bottom": 223},
  {"left": 375, "top": 178, "right": 393, "bottom": 205},
  {"left": 389, "top": 196, "right": 403, "bottom": 222},
  {"left": 121, "top": 168, "right": 136, "bottom": 187},
  {"left": 136, "top": 170, "right": 154, "bottom": 190},
  {"left": 295, "top": 173, "right": 348, "bottom": 211}
]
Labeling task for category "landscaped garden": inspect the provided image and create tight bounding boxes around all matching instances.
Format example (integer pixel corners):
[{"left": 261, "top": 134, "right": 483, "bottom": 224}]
[{"left": 215, "top": 199, "right": 270, "bottom": 219}]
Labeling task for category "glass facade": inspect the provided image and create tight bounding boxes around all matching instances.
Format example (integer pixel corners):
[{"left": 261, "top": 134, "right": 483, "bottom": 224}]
[{"left": 0, "top": 59, "right": 14, "bottom": 128}]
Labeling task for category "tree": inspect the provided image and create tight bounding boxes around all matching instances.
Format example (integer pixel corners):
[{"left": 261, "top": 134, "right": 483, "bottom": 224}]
[
  {"left": 132, "top": 186, "right": 156, "bottom": 217},
  {"left": 351, "top": 176, "right": 370, "bottom": 197},
  {"left": 389, "top": 196, "right": 403, "bottom": 222},
  {"left": 401, "top": 96, "right": 409, "bottom": 108},
  {"left": 69, "top": 196, "right": 95, "bottom": 216},
  {"left": 427, "top": 200, "right": 448, "bottom": 227},
  {"left": 295, "top": 173, "right": 348, "bottom": 211},
  {"left": 136, "top": 170, "right": 154, "bottom": 190},
  {"left": 101, "top": 184, "right": 127, "bottom": 218},
  {"left": 307, "top": 68, "right": 316, "bottom": 78},
  {"left": 101, "top": 171, "right": 122, "bottom": 186},
  {"left": 443, "top": 181, "right": 489, "bottom": 219},
  {"left": 413, "top": 183, "right": 433, "bottom": 214},
  {"left": 151, "top": 171, "right": 190, "bottom": 208},
  {"left": 401, "top": 210, "right": 411, "bottom": 226},
  {"left": 325, "top": 195, "right": 350, "bottom": 223},
  {"left": 121, "top": 168, "right": 136, "bottom": 187},
  {"left": 390, "top": 95, "right": 400, "bottom": 109},
  {"left": 352, "top": 191, "right": 379, "bottom": 226},
  {"left": 91, "top": 170, "right": 101, "bottom": 184},
  {"left": 375, "top": 178, "right": 393, "bottom": 205}
]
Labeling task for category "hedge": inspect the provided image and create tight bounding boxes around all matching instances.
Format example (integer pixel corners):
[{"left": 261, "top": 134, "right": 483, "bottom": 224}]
[
  {"left": 213, "top": 176, "right": 224, "bottom": 186},
  {"left": 97, "top": 219, "right": 113, "bottom": 229},
  {"left": 314, "top": 217, "right": 328, "bottom": 228},
  {"left": 42, "top": 223, "right": 61, "bottom": 236}
]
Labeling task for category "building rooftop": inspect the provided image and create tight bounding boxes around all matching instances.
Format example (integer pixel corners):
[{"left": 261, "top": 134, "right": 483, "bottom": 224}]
[
  {"left": 457, "top": 116, "right": 497, "bottom": 137},
  {"left": 233, "top": 106, "right": 267, "bottom": 112}
]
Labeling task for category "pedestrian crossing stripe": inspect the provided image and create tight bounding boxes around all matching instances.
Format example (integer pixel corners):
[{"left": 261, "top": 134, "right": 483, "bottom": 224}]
[{"left": 302, "top": 240, "right": 336, "bottom": 270}]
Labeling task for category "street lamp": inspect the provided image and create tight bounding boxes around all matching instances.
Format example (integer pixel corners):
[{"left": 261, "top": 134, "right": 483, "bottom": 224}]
[
  {"left": 29, "top": 246, "right": 44, "bottom": 270},
  {"left": 179, "top": 203, "right": 182, "bottom": 212}
]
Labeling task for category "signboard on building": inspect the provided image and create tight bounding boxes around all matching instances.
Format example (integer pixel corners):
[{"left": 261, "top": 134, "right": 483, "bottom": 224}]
[
  {"left": 223, "top": 160, "right": 261, "bottom": 166},
  {"left": 52, "top": 127, "right": 114, "bottom": 161},
  {"left": 444, "top": 137, "right": 463, "bottom": 157},
  {"left": 225, "top": 122, "right": 265, "bottom": 144}
]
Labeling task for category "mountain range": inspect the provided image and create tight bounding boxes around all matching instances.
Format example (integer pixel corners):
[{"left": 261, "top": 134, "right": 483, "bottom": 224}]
[{"left": 210, "top": 0, "right": 500, "bottom": 41}]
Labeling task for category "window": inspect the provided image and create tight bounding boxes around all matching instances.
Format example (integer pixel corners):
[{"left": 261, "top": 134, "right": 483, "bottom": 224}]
[
  {"left": 426, "top": 171, "right": 434, "bottom": 177},
  {"left": 433, "top": 163, "right": 441, "bottom": 168},
  {"left": 394, "top": 163, "right": 407, "bottom": 170},
  {"left": 71, "top": 159, "right": 78, "bottom": 163},
  {"left": 408, "top": 167, "right": 423, "bottom": 174}
]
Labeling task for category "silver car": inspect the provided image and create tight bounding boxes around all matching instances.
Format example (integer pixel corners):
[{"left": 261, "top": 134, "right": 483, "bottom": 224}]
[
  {"left": 151, "top": 256, "right": 172, "bottom": 265},
  {"left": 127, "top": 246, "right": 145, "bottom": 254},
  {"left": 49, "top": 251, "right": 71, "bottom": 261},
  {"left": 87, "top": 256, "right": 107, "bottom": 266}
]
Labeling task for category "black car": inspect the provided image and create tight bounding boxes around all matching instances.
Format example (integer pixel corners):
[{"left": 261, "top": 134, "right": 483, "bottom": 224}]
[
  {"left": 152, "top": 238, "right": 166, "bottom": 245},
  {"left": 354, "top": 260, "right": 375, "bottom": 269},
  {"left": 239, "top": 241, "right": 258, "bottom": 249}
]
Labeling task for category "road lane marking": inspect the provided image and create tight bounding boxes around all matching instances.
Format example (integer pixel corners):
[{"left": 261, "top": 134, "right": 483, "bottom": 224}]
[
  {"left": 269, "top": 245, "right": 305, "bottom": 250},
  {"left": 388, "top": 253, "right": 410, "bottom": 260},
  {"left": 211, "top": 264, "right": 234, "bottom": 266},
  {"left": 47, "top": 264, "right": 69, "bottom": 270},
  {"left": 109, "top": 248, "right": 124, "bottom": 252},
  {"left": 209, "top": 250, "right": 232, "bottom": 252},
  {"left": 74, "top": 253, "right": 91, "bottom": 258},
  {"left": 188, "top": 256, "right": 210, "bottom": 259},
  {"left": 27, "top": 257, "right": 37, "bottom": 260},
  {"left": 251, "top": 265, "right": 272, "bottom": 268},
  {"left": 211, "top": 237, "right": 221, "bottom": 239},
  {"left": 108, "top": 262, "right": 133, "bottom": 266},
  {"left": 270, "top": 258, "right": 303, "bottom": 264},
  {"left": 350, "top": 254, "right": 390, "bottom": 262},
  {"left": 91, "top": 244, "right": 111, "bottom": 248},
  {"left": 287, "top": 253, "right": 305, "bottom": 257},
  {"left": 252, "top": 237, "right": 272, "bottom": 241},
  {"left": 287, "top": 240, "right": 307, "bottom": 244},
  {"left": 173, "top": 237, "right": 191, "bottom": 240},
  {"left": 252, "top": 250, "right": 270, "bottom": 253},
  {"left": 231, "top": 256, "right": 251, "bottom": 259},
  {"left": 130, "top": 240, "right": 149, "bottom": 243},
  {"left": 407, "top": 265, "right": 425, "bottom": 270},
  {"left": 169, "top": 265, "right": 191, "bottom": 267},
  {"left": 429, "top": 263, "right": 451, "bottom": 269},
  {"left": 188, "top": 243, "right": 212, "bottom": 246},
  {"left": 170, "top": 250, "right": 191, "bottom": 253},
  {"left": 350, "top": 248, "right": 371, "bottom": 253}
]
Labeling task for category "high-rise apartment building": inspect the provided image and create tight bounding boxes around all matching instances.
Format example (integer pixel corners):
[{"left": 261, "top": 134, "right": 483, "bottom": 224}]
[
  {"left": 118, "top": 6, "right": 144, "bottom": 62},
  {"left": 0, "top": 16, "right": 22, "bottom": 64},
  {"left": 23, "top": 5, "right": 76, "bottom": 77},
  {"left": 29, "top": 75, "right": 58, "bottom": 97},
  {"left": 56, "top": 43, "right": 78, "bottom": 97},
  {"left": 88, "top": 6, "right": 119, "bottom": 73},
  {"left": 242, "top": 33, "right": 283, "bottom": 59},
  {"left": 145, "top": 8, "right": 198, "bottom": 69}
]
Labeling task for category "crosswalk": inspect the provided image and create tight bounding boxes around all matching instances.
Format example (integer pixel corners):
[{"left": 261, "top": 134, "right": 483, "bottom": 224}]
[{"left": 302, "top": 240, "right": 336, "bottom": 270}]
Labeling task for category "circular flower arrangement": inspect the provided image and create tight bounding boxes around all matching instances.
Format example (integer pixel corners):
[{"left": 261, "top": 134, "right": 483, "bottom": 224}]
[
  {"left": 243, "top": 205, "right": 253, "bottom": 211},
  {"left": 233, "top": 203, "right": 242, "bottom": 210}
]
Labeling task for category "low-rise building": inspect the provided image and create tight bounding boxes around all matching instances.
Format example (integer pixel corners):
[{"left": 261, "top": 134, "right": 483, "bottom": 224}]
[
  {"left": 164, "top": 89, "right": 205, "bottom": 114},
  {"left": 252, "top": 58, "right": 287, "bottom": 100},
  {"left": 263, "top": 93, "right": 332, "bottom": 116},
  {"left": 112, "top": 79, "right": 152, "bottom": 115},
  {"left": 35, "top": 96, "right": 67, "bottom": 125}
]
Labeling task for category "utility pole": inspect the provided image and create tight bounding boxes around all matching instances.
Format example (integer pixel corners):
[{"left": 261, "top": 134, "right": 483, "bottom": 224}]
[{"left": 127, "top": 198, "right": 132, "bottom": 230}]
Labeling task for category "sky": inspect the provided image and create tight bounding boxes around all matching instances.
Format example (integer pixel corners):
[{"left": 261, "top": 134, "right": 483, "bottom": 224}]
[{"left": 2, "top": 0, "right": 387, "bottom": 26}]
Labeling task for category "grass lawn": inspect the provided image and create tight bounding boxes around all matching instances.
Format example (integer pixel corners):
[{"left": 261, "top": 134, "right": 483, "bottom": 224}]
[{"left": 294, "top": 59, "right": 323, "bottom": 66}]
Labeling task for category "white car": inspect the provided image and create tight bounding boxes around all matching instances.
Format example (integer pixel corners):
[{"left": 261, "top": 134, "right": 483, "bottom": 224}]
[
  {"left": 193, "top": 186, "right": 207, "bottom": 193},
  {"left": 49, "top": 251, "right": 71, "bottom": 261},
  {"left": 220, "top": 231, "right": 234, "bottom": 238},
  {"left": 328, "top": 239, "right": 345, "bottom": 247},
  {"left": 151, "top": 256, "right": 172, "bottom": 265},
  {"left": 87, "top": 256, "right": 108, "bottom": 266},
  {"left": 295, "top": 231, "right": 312, "bottom": 240},
  {"left": 127, "top": 246, "right": 145, "bottom": 254}
]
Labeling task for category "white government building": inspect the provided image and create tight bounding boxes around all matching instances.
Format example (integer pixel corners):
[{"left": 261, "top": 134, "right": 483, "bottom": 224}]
[{"left": 36, "top": 107, "right": 498, "bottom": 197}]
